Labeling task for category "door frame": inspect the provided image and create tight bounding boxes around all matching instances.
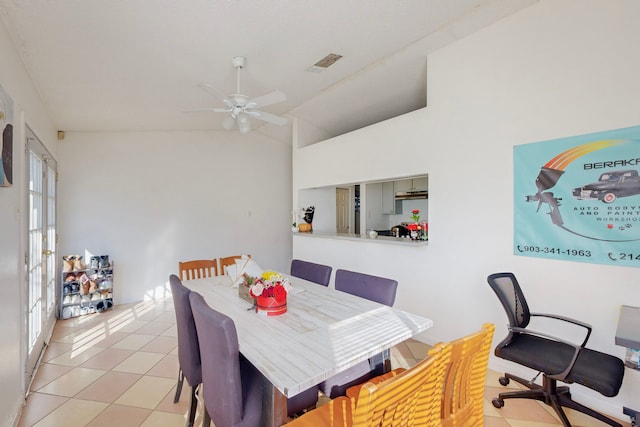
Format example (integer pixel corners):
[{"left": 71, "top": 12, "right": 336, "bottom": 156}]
[{"left": 24, "top": 127, "right": 57, "bottom": 392}]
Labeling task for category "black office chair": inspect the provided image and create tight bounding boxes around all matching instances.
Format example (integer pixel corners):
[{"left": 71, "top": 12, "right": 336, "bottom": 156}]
[{"left": 487, "top": 272, "right": 625, "bottom": 427}]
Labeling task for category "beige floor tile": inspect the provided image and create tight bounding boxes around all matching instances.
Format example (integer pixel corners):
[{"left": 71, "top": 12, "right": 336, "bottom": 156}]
[
  {"left": 32, "top": 398, "right": 108, "bottom": 427},
  {"left": 484, "top": 386, "right": 560, "bottom": 424},
  {"left": 77, "top": 371, "right": 142, "bottom": 403},
  {"left": 405, "top": 339, "right": 429, "bottom": 359},
  {"left": 38, "top": 367, "right": 107, "bottom": 398},
  {"left": 112, "top": 351, "right": 165, "bottom": 375},
  {"left": 41, "top": 341, "right": 73, "bottom": 362},
  {"left": 161, "top": 324, "right": 178, "bottom": 337},
  {"left": 145, "top": 353, "right": 179, "bottom": 379},
  {"left": 139, "top": 335, "right": 177, "bottom": 354},
  {"left": 109, "top": 319, "right": 152, "bottom": 334},
  {"left": 154, "top": 312, "right": 179, "bottom": 324},
  {"left": 50, "top": 327, "right": 92, "bottom": 345},
  {"left": 483, "top": 415, "right": 513, "bottom": 427},
  {"left": 134, "top": 321, "right": 175, "bottom": 336},
  {"left": 139, "top": 410, "right": 188, "bottom": 427},
  {"left": 110, "top": 333, "right": 156, "bottom": 351},
  {"left": 89, "top": 331, "right": 131, "bottom": 348},
  {"left": 29, "top": 363, "right": 74, "bottom": 392},
  {"left": 80, "top": 347, "right": 135, "bottom": 370},
  {"left": 85, "top": 404, "right": 152, "bottom": 427},
  {"left": 17, "top": 392, "right": 68, "bottom": 427},
  {"left": 507, "top": 420, "right": 562, "bottom": 427},
  {"left": 133, "top": 308, "right": 171, "bottom": 322},
  {"left": 114, "top": 376, "right": 176, "bottom": 409},
  {"left": 46, "top": 344, "right": 106, "bottom": 367},
  {"left": 154, "top": 384, "right": 191, "bottom": 414}
]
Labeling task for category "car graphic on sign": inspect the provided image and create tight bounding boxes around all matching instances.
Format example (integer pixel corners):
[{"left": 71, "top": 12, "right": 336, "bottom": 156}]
[{"left": 572, "top": 169, "right": 640, "bottom": 203}]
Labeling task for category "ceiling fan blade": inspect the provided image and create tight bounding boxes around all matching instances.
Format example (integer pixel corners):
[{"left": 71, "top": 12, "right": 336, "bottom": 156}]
[
  {"left": 198, "top": 82, "right": 226, "bottom": 99},
  {"left": 246, "top": 90, "right": 286, "bottom": 109},
  {"left": 249, "top": 110, "right": 288, "bottom": 126},
  {"left": 182, "top": 107, "right": 231, "bottom": 113}
]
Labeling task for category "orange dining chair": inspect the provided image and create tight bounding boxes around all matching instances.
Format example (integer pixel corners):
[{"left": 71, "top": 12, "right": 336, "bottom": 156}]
[
  {"left": 284, "top": 338, "right": 453, "bottom": 427},
  {"left": 438, "top": 323, "right": 494, "bottom": 427},
  {"left": 219, "top": 254, "right": 250, "bottom": 275},
  {"left": 178, "top": 259, "right": 218, "bottom": 281}
]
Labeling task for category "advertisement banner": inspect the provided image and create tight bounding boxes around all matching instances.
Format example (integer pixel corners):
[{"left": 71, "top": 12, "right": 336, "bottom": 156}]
[{"left": 514, "top": 126, "right": 640, "bottom": 268}]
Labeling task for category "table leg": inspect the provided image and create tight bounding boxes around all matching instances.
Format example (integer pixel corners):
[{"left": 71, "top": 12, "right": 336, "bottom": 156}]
[{"left": 261, "top": 376, "right": 288, "bottom": 427}]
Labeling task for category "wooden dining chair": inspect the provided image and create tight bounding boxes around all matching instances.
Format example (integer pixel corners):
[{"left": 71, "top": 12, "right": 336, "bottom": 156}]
[
  {"left": 178, "top": 259, "right": 218, "bottom": 281},
  {"left": 328, "top": 323, "right": 495, "bottom": 427},
  {"left": 219, "top": 254, "right": 251, "bottom": 275},
  {"left": 438, "top": 322, "right": 494, "bottom": 427},
  {"left": 284, "top": 337, "right": 453, "bottom": 426}
]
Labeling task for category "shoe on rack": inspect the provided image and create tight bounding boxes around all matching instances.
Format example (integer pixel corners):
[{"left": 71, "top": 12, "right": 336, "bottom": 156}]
[
  {"left": 89, "top": 281, "right": 98, "bottom": 293},
  {"left": 89, "top": 256, "right": 100, "bottom": 270},
  {"left": 73, "top": 255, "right": 85, "bottom": 271},
  {"left": 99, "top": 255, "right": 110, "bottom": 269},
  {"left": 62, "top": 255, "right": 75, "bottom": 273}
]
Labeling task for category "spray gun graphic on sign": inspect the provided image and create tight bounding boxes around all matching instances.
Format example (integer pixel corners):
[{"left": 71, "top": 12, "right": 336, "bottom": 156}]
[{"left": 525, "top": 140, "right": 626, "bottom": 232}]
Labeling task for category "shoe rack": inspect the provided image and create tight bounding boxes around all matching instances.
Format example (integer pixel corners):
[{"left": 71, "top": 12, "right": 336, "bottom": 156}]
[{"left": 59, "top": 255, "right": 114, "bottom": 319}]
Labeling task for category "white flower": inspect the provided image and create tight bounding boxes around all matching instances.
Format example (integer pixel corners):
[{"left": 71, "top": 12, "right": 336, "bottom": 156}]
[{"left": 251, "top": 282, "right": 264, "bottom": 296}]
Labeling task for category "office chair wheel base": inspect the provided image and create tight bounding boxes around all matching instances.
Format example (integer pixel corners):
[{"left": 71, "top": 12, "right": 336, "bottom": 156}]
[
  {"left": 492, "top": 398, "right": 505, "bottom": 408},
  {"left": 499, "top": 376, "right": 510, "bottom": 386}
]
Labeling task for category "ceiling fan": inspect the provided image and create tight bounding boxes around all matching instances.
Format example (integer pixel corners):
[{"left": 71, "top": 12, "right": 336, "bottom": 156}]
[{"left": 186, "top": 56, "right": 288, "bottom": 133}]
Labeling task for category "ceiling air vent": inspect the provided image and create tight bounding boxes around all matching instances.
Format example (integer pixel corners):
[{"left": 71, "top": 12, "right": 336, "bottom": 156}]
[{"left": 307, "top": 53, "right": 343, "bottom": 73}]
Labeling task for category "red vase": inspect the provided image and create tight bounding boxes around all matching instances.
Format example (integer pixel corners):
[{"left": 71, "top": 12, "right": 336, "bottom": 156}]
[{"left": 256, "top": 294, "right": 287, "bottom": 316}]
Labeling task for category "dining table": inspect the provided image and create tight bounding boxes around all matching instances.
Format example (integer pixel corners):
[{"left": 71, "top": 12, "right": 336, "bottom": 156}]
[{"left": 183, "top": 274, "right": 433, "bottom": 427}]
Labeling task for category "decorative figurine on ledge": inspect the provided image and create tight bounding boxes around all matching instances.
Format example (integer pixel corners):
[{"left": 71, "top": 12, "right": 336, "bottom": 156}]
[{"left": 297, "top": 206, "right": 315, "bottom": 232}]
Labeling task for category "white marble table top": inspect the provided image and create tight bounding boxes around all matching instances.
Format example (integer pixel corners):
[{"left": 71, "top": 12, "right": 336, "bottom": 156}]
[{"left": 183, "top": 275, "right": 433, "bottom": 398}]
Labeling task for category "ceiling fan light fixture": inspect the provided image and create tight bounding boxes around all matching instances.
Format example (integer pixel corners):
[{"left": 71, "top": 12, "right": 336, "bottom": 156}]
[
  {"left": 222, "top": 115, "right": 236, "bottom": 130},
  {"left": 238, "top": 113, "right": 251, "bottom": 133}
]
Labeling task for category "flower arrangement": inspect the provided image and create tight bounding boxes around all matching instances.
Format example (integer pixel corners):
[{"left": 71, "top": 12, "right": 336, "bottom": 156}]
[
  {"left": 245, "top": 271, "right": 292, "bottom": 298},
  {"left": 242, "top": 271, "right": 291, "bottom": 316},
  {"left": 411, "top": 209, "right": 421, "bottom": 222}
]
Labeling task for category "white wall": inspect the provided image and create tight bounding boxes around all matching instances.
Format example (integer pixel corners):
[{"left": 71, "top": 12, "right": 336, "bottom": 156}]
[
  {"left": 0, "top": 17, "right": 59, "bottom": 427},
  {"left": 57, "top": 130, "right": 292, "bottom": 304},
  {"left": 293, "top": 0, "right": 639, "bottom": 419}
]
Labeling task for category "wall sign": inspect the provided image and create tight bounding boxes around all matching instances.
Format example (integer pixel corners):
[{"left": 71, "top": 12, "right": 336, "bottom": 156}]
[
  {"left": 0, "top": 82, "right": 13, "bottom": 187},
  {"left": 514, "top": 126, "right": 640, "bottom": 268}
]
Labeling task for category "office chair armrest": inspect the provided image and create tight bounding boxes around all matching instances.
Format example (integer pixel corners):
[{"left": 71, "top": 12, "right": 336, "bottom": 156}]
[
  {"left": 530, "top": 312, "right": 592, "bottom": 347},
  {"left": 510, "top": 326, "right": 582, "bottom": 381}
]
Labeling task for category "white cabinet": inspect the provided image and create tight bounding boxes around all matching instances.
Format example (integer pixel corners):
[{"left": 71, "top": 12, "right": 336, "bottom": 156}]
[
  {"left": 395, "top": 177, "right": 428, "bottom": 192},
  {"left": 412, "top": 176, "right": 428, "bottom": 192},
  {"left": 382, "top": 181, "right": 397, "bottom": 214},
  {"left": 394, "top": 179, "right": 412, "bottom": 193}
]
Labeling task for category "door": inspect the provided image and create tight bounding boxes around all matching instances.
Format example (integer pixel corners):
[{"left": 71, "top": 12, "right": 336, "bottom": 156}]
[
  {"left": 25, "top": 129, "right": 57, "bottom": 389},
  {"left": 336, "top": 187, "right": 350, "bottom": 233}
]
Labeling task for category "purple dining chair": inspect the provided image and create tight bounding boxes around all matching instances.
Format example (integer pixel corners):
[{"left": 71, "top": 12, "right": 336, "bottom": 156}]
[
  {"left": 169, "top": 275, "right": 201, "bottom": 427},
  {"left": 287, "top": 259, "right": 333, "bottom": 414},
  {"left": 319, "top": 269, "right": 398, "bottom": 398},
  {"left": 189, "top": 291, "right": 263, "bottom": 427},
  {"left": 290, "top": 259, "right": 332, "bottom": 286}
]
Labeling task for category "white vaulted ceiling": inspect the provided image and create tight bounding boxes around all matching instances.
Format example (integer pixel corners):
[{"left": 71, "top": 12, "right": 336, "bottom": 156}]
[{"left": 0, "top": 0, "right": 536, "bottom": 143}]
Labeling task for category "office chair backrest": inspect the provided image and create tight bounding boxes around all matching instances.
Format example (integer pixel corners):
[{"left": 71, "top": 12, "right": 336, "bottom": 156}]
[
  {"left": 290, "top": 259, "right": 332, "bottom": 286},
  {"left": 169, "top": 275, "right": 201, "bottom": 386},
  {"left": 335, "top": 269, "right": 398, "bottom": 306},
  {"left": 487, "top": 272, "right": 531, "bottom": 329}
]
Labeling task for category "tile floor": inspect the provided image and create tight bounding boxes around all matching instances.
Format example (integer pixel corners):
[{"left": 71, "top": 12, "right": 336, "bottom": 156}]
[{"left": 18, "top": 299, "right": 631, "bottom": 427}]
